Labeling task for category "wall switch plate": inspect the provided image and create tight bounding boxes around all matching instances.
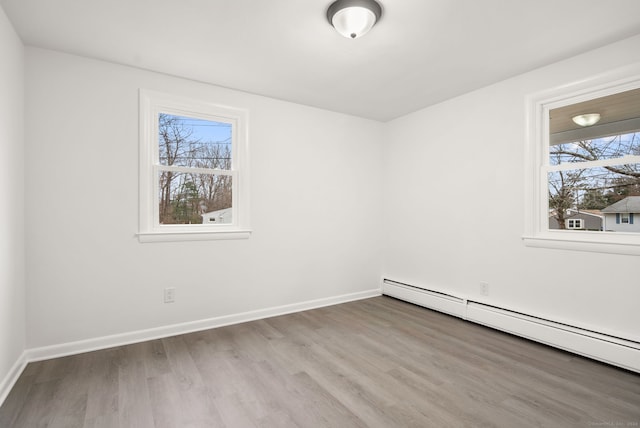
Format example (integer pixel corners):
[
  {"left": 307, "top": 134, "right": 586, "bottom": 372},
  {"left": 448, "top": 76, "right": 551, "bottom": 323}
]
[
  {"left": 164, "top": 287, "right": 176, "bottom": 303},
  {"left": 480, "top": 282, "right": 490, "bottom": 296}
]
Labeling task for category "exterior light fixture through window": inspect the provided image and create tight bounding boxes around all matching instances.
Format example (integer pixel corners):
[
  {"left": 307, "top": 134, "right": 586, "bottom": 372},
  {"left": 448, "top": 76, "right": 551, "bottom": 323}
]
[{"left": 572, "top": 113, "right": 601, "bottom": 127}]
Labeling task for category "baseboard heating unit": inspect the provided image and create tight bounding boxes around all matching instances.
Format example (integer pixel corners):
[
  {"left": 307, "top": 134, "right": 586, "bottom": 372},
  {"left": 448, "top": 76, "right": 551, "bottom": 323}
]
[{"left": 382, "top": 278, "right": 640, "bottom": 373}]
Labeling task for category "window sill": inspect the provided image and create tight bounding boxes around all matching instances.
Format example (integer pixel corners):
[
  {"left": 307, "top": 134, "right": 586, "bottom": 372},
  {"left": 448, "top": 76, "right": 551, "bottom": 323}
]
[
  {"left": 523, "top": 233, "right": 640, "bottom": 256},
  {"left": 138, "top": 229, "right": 252, "bottom": 243}
]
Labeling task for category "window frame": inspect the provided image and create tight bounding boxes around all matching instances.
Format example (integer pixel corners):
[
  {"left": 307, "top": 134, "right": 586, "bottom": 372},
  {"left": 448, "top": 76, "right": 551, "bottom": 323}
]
[
  {"left": 138, "top": 90, "right": 250, "bottom": 243},
  {"left": 524, "top": 63, "right": 640, "bottom": 255}
]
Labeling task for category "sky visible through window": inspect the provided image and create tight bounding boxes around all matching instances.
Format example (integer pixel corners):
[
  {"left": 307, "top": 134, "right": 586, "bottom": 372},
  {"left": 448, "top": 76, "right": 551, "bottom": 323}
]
[
  {"left": 157, "top": 113, "right": 233, "bottom": 224},
  {"left": 547, "top": 131, "right": 640, "bottom": 232},
  {"left": 172, "top": 115, "right": 232, "bottom": 147}
]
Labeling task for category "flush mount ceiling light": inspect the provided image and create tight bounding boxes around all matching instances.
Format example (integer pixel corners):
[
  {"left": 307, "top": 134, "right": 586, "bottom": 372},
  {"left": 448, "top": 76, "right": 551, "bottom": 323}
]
[
  {"left": 327, "top": 0, "right": 382, "bottom": 39},
  {"left": 572, "top": 113, "right": 601, "bottom": 127}
]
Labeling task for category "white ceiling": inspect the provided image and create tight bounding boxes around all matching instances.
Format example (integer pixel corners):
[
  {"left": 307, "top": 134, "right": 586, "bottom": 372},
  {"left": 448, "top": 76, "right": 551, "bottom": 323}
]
[{"left": 3, "top": 0, "right": 640, "bottom": 121}]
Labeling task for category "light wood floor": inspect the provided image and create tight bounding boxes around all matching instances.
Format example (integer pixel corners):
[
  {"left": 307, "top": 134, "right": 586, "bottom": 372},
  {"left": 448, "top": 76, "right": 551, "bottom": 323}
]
[{"left": 1, "top": 296, "right": 639, "bottom": 427}]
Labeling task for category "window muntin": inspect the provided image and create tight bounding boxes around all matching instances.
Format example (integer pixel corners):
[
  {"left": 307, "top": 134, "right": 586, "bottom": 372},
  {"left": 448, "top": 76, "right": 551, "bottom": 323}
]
[{"left": 139, "top": 90, "right": 249, "bottom": 242}]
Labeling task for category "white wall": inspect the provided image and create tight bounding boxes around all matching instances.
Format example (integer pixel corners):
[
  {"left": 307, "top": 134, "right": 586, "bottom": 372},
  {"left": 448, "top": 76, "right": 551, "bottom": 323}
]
[
  {"left": 0, "top": 6, "right": 25, "bottom": 392},
  {"left": 24, "top": 48, "right": 383, "bottom": 348},
  {"left": 382, "top": 35, "right": 640, "bottom": 342},
  {"left": 15, "top": 21, "right": 640, "bottom": 364}
]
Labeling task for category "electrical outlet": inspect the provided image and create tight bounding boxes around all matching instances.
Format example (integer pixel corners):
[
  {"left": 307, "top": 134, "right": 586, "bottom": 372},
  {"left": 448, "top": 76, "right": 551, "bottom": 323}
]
[
  {"left": 480, "top": 282, "right": 490, "bottom": 296},
  {"left": 164, "top": 287, "right": 176, "bottom": 303}
]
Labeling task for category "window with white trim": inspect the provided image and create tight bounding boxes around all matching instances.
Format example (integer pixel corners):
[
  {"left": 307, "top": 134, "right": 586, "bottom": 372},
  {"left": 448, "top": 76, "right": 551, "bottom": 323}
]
[
  {"left": 524, "top": 65, "right": 640, "bottom": 255},
  {"left": 566, "top": 219, "right": 584, "bottom": 229},
  {"left": 138, "top": 90, "right": 250, "bottom": 242}
]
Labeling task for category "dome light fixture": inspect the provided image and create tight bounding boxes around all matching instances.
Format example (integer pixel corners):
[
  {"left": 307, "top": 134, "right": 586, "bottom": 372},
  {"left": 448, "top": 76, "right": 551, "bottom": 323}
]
[
  {"left": 572, "top": 113, "right": 601, "bottom": 127},
  {"left": 327, "top": 0, "right": 382, "bottom": 39}
]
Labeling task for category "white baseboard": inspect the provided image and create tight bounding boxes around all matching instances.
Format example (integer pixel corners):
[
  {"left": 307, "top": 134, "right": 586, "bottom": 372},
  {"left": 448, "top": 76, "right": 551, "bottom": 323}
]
[
  {"left": 382, "top": 278, "right": 640, "bottom": 373},
  {"left": 25, "top": 288, "right": 381, "bottom": 363},
  {"left": 0, "top": 351, "right": 28, "bottom": 408},
  {"left": 0, "top": 288, "right": 380, "bottom": 408}
]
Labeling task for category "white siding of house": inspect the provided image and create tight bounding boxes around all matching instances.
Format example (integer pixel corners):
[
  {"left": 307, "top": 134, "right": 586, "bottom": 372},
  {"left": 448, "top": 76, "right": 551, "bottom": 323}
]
[
  {"left": 603, "top": 213, "right": 640, "bottom": 233},
  {"left": 202, "top": 208, "right": 232, "bottom": 224}
]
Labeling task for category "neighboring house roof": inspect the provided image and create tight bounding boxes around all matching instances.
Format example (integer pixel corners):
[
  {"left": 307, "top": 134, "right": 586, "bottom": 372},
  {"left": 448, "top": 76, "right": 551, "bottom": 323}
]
[
  {"left": 601, "top": 196, "right": 640, "bottom": 213},
  {"left": 577, "top": 209, "right": 603, "bottom": 218},
  {"left": 202, "top": 207, "right": 232, "bottom": 217}
]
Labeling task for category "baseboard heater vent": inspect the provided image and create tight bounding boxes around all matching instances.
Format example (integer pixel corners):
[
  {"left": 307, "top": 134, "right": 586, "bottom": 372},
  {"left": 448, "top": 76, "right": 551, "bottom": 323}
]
[
  {"left": 382, "top": 278, "right": 640, "bottom": 373},
  {"left": 382, "top": 279, "right": 466, "bottom": 319}
]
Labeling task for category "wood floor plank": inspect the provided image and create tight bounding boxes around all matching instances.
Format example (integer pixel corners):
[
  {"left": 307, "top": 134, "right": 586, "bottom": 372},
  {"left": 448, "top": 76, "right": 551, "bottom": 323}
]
[
  {"left": 0, "top": 372, "right": 35, "bottom": 427},
  {"left": 1, "top": 296, "right": 639, "bottom": 427},
  {"left": 83, "top": 350, "right": 120, "bottom": 423},
  {"left": 117, "top": 355, "right": 155, "bottom": 427},
  {"left": 9, "top": 378, "right": 62, "bottom": 427}
]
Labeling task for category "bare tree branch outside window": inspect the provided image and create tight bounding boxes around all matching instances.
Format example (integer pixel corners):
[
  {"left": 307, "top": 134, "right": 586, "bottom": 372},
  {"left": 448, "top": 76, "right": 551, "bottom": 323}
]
[
  {"left": 158, "top": 113, "right": 233, "bottom": 224},
  {"left": 548, "top": 132, "right": 640, "bottom": 229}
]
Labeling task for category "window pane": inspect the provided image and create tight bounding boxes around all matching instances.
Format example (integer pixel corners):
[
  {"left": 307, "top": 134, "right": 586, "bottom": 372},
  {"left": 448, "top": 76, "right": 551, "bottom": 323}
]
[
  {"left": 549, "top": 132, "right": 640, "bottom": 165},
  {"left": 548, "top": 163, "right": 640, "bottom": 232},
  {"left": 158, "top": 171, "right": 232, "bottom": 225},
  {"left": 158, "top": 113, "right": 232, "bottom": 169}
]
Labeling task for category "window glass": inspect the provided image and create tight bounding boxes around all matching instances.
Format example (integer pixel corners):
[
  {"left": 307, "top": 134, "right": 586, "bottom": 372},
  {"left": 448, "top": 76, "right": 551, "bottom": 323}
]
[
  {"left": 158, "top": 114, "right": 232, "bottom": 169},
  {"left": 158, "top": 172, "right": 232, "bottom": 225},
  {"left": 549, "top": 133, "right": 639, "bottom": 165},
  {"left": 547, "top": 162, "right": 640, "bottom": 211},
  {"left": 547, "top": 114, "right": 640, "bottom": 234}
]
